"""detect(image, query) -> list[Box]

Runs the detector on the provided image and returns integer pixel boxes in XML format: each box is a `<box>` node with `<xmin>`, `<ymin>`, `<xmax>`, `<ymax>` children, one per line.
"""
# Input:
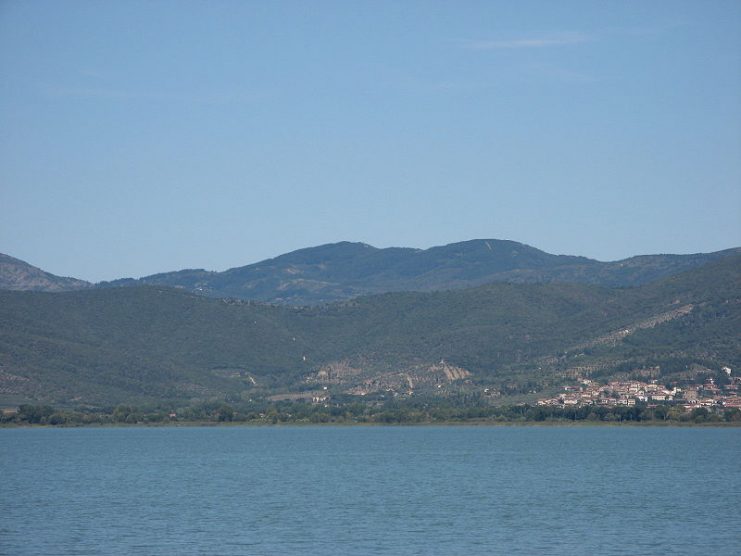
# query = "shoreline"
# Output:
<box><xmin>3</xmin><ymin>419</ymin><xmax>740</xmax><ymax>430</ymax></box>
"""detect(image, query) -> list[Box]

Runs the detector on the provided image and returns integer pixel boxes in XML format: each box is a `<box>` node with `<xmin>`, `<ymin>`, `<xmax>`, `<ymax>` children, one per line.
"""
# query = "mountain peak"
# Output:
<box><xmin>0</xmin><ymin>253</ymin><xmax>90</xmax><ymax>292</ymax></box>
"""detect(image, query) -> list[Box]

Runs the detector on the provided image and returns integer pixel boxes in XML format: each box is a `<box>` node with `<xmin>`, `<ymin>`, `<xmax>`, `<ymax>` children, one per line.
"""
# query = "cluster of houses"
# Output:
<box><xmin>537</xmin><ymin>367</ymin><xmax>741</xmax><ymax>411</ymax></box>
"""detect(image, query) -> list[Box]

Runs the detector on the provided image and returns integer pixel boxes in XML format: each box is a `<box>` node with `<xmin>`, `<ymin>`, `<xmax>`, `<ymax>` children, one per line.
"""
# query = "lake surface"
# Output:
<box><xmin>1</xmin><ymin>426</ymin><xmax>739</xmax><ymax>555</ymax></box>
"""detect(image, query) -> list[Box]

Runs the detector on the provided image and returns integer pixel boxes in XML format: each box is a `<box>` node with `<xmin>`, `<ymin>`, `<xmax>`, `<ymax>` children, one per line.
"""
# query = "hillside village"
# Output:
<box><xmin>538</xmin><ymin>367</ymin><xmax>741</xmax><ymax>411</ymax></box>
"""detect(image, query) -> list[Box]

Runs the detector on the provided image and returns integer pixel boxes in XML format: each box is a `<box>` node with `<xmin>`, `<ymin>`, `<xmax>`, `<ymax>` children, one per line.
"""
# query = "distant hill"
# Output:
<box><xmin>0</xmin><ymin>253</ymin><xmax>90</xmax><ymax>292</ymax></box>
<box><xmin>97</xmin><ymin>240</ymin><xmax>740</xmax><ymax>305</ymax></box>
<box><xmin>1</xmin><ymin>254</ymin><xmax>738</xmax><ymax>406</ymax></box>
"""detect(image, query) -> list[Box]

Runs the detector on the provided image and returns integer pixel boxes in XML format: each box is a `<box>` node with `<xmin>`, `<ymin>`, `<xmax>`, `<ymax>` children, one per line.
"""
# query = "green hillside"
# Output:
<box><xmin>0</xmin><ymin>254</ymin><xmax>738</xmax><ymax>407</ymax></box>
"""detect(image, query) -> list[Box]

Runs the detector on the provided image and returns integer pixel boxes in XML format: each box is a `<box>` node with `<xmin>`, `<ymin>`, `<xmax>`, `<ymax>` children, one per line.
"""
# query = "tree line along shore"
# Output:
<box><xmin>3</xmin><ymin>400</ymin><xmax>740</xmax><ymax>427</ymax></box>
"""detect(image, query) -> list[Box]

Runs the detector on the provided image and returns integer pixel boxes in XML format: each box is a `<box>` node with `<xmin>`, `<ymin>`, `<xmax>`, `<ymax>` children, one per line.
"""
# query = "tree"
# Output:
<box><xmin>691</xmin><ymin>407</ymin><xmax>709</xmax><ymax>423</ymax></box>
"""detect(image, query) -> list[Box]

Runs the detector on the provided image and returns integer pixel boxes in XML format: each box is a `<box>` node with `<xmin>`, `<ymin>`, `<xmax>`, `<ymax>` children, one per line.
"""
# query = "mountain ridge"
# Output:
<box><xmin>0</xmin><ymin>253</ymin><xmax>91</xmax><ymax>292</ymax></box>
<box><xmin>0</xmin><ymin>254</ymin><xmax>738</xmax><ymax>406</ymax></box>
<box><xmin>97</xmin><ymin>239</ymin><xmax>739</xmax><ymax>304</ymax></box>
<box><xmin>2</xmin><ymin>240</ymin><xmax>739</xmax><ymax>304</ymax></box>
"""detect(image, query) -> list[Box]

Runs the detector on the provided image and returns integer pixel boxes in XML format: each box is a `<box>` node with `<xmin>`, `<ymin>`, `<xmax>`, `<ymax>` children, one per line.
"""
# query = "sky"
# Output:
<box><xmin>1</xmin><ymin>1</ymin><xmax>740</xmax><ymax>282</ymax></box>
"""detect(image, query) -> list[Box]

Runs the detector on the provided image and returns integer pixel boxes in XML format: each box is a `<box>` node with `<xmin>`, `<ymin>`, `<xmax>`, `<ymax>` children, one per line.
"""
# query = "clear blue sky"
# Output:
<box><xmin>1</xmin><ymin>1</ymin><xmax>739</xmax><ymax>282</ymax></box>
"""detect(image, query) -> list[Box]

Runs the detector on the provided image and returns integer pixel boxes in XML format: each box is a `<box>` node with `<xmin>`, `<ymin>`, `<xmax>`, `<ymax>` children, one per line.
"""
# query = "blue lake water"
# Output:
<box><xmin>1</xmin><ymin>426</ymin><xmax>740</xmax><ymax>555</ymax></box>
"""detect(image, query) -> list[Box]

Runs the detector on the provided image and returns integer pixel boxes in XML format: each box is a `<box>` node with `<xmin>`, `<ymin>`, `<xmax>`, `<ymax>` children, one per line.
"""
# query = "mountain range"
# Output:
<box><xmin>3</xmin><ymin>240</ymin><xmax>738</xmax><ymax>305</ymax></box>
<box><xmin>0</xmin><ymin>250</ymin><xmax>738</xmax><ymax>407</ymax></box>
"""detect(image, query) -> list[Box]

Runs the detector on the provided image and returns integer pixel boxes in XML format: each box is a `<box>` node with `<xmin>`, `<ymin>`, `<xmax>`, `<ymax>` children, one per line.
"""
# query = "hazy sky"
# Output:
<box><xmin>1</xmin><ymin>1</ymin><xmax>740</xmax><ymax>282</ymax></box>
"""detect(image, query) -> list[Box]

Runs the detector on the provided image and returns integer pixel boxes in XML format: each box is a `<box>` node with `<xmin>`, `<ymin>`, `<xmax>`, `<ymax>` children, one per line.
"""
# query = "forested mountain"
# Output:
<box><xmin>97</xmin><ymin>240</ymin><xmax>740</xmax><ymax>305</ymax></box>
<box><xmin>3</xmin><ymin>241</ymin><xmax>737</xmax><ymax>305</ymax></box>
<box><xmin>1</xmin><ymin>254</ymin><xmax>738</xmax><ymax>407</ymax></box>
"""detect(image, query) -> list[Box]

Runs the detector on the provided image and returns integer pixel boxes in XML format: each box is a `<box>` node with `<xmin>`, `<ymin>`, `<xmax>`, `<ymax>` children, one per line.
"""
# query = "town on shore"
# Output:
<box><xmin>537</xmin><ymin>366</ymin><xmax>741</xmax><ymax>411</ymax></box>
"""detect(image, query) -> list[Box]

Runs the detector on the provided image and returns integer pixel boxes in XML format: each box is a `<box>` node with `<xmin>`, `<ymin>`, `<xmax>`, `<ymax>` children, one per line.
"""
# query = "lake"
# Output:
<box><xmin>1</xmin><ymin>426</ymin><xmax>739</xmax><ymax>555</ymax></box>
